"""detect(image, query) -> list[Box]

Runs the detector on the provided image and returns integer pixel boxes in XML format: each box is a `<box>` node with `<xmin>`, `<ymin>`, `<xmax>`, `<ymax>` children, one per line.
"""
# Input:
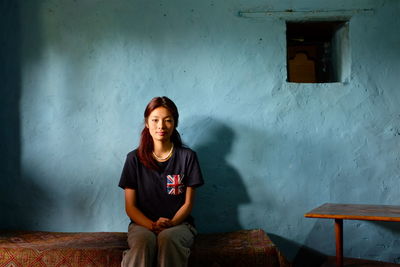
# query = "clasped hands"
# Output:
<box><xmin>151</xmin><ymin>217</ymin><xmax>174</xmax><ymax>234</ymax></box>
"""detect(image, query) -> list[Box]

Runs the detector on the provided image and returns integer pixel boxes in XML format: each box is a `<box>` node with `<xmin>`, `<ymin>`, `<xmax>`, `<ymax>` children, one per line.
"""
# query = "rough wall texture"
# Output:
<box><xmin>1</xmin><ymin>0</ymin><xmax>400</xmax><ymax>263</ymax></box>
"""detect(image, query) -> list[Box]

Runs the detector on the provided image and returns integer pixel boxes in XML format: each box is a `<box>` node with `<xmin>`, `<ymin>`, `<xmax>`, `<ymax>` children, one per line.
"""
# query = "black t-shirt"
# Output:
<box><xmin>118</xmin><ymin>146</ymin><xmax>204</xmax><ymax>225</ymax></box>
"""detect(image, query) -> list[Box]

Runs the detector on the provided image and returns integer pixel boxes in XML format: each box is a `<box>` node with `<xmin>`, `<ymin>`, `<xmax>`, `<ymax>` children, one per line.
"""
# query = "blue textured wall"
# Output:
<box><xmin>1</xmin><ymin>0</ymin><xmax>400</xmax><ymax>264</ymax></box>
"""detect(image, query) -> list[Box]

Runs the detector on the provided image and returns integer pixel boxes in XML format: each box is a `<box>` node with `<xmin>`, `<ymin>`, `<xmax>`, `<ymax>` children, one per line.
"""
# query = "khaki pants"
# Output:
<box><xmin>121</xmin><ymin>223</ymin><xmax>197</xmax><ymax>267</ymax></box>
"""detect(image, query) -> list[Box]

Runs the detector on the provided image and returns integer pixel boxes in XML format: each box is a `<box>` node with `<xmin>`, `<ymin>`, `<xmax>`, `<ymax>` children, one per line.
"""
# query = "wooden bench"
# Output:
<box><xmin>0</xmin><ymin>229</ymin><xmax>291</xmax><ymax>267</ymax></box>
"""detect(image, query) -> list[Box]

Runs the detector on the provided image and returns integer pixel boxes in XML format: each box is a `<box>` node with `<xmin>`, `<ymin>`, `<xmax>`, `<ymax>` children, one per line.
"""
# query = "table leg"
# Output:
<box><xmin>334</xmin><ymin>219</ymin><xmax>343</xmax><ymax>267</ymax></box>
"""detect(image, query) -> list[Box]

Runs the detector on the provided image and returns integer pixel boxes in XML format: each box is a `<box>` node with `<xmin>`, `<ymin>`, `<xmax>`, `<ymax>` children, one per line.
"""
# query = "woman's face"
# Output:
<box><xmin>146</xmin><ymin>106</ymin><xmax>175</xmax><ymax>143</ymax></box>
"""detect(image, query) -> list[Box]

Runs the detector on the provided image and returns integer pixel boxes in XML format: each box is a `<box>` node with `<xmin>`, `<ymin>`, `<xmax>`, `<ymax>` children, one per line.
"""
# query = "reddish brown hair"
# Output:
<box><xmin>137</xmin><ymin>96</ymin><xmax>182</xmax><ymax>170</ymax></box>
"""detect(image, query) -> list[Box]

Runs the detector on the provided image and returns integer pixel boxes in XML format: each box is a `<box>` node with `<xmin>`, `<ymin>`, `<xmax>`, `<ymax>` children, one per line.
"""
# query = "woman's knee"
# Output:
<box><xmin>158</xmin><ymin>228</ymin><xmax>180</xmax><ymax>248</ymax></box>
<box><xmin>157</xmin><ymin>225</ymin><xmax>194</xmax><ymax>249</ymax></box>
<box><xmin>128</xmin><ymin>226</ymin><xmax>157</xmax><ymax>250</ymax></box>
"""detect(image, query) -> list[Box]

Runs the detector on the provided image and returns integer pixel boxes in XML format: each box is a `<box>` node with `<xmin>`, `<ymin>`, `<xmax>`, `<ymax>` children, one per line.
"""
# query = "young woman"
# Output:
<box><xmin>118</xmin><ymin>96</ymin><xmax>204</xmax><ymax>267</ymax></box>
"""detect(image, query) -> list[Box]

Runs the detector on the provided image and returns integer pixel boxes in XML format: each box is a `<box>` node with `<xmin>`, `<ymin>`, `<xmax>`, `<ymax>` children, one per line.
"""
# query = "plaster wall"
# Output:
<box><xmin>1</xmin><ymin>0</ymin><xmax>400</xmax><ymax>263</ymax></box>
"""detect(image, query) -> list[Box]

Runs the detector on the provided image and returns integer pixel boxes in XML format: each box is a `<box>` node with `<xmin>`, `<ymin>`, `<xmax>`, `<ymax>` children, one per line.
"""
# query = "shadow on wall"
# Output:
<box><xmin>0</xmin><ymin>0</ymin><xmax>51</xmax><ymax>230</ymax></box>
<box><xmin>288</xmin><ymin>220</ymin><xmax>330</xmax><ymax>267</ymax></box>
<box><xmin>190</xmin><ymin>118</ymin><xmax>250</xmax><ymax>233</ymax></box>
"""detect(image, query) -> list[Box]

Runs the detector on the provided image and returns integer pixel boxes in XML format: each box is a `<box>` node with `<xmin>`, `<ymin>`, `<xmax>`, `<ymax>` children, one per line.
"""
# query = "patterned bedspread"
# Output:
<box><xmin>189</xmin><ymin>229</ymin><xmax>291</xmax><ymax>267</ymax></box>
<box><xmin>0</xmin><ymin>231</ymin><xmax>127</xmax><ymax>266</ymax></box>
<box><xmin>0</xmin><ymin>229</ymin><xmax>290</xmax><ymax>267</ymax></box>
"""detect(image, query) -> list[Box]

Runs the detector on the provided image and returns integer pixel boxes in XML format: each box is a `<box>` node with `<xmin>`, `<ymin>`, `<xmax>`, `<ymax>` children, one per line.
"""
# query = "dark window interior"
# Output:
<box><xmin>287</xmin><ymin>21</ymin><xmax>347</xmax><ymax>83</ymax></box>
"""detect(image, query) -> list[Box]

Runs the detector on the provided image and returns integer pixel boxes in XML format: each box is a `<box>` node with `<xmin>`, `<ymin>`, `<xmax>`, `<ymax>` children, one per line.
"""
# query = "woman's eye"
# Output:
<box><xmin>152</xmin><ymin>119</ymin><xmax>158</xmax><ymax>122</ymax></box>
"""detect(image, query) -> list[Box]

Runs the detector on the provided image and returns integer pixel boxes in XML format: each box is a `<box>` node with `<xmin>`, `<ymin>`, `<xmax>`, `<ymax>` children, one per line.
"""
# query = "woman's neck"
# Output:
<box><xmin>153</xmin><ymin>141</ymin><xmax>173</xmax><ymax>154</ymax></box>
<box><xmin>152</xmin><ymin>141</ymin><xmax>174</xmax><ymax>162</ymax></box>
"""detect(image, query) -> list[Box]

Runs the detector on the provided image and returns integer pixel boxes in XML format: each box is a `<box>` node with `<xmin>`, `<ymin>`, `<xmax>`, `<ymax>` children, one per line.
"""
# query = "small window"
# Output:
<box><xmin>286</xmin><ymin>21</ymin><xmax>349</xmax><ymax>83</ymax></box>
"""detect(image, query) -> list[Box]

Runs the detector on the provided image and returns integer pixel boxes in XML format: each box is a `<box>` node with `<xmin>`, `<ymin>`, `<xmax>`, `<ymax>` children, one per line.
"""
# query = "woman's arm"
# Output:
<box><xmin>124</xmin><ymin>188</ymin><xmax>154</xmax><ymax>230</ymax></box>
<box><xmin>170</xmin><ymin>186</ymin><xmax>196</xmax><ymax>226</ymax></box>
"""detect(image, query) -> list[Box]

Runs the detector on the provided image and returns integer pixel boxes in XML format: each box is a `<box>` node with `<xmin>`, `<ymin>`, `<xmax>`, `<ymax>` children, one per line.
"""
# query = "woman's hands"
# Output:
<box><xmin>151</xmin><ymin>217</ymin><xmax>174</xmax><ymax>234</ymax></box>
<box><xmin>157</xmin><ymin>217</ymin><xmax>173</xmax><ymax>228</ymax></box>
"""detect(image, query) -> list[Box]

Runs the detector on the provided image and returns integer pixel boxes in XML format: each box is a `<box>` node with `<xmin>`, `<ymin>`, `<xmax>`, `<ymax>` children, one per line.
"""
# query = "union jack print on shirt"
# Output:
<box><xmin>166</xmin><ymin>174</ymin><xmax>185</xmax><ymax>195</ymax></box>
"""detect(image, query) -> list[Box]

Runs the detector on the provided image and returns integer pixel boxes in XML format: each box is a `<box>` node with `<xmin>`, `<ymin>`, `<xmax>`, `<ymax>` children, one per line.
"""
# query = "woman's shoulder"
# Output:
<box><xmin>126</xmin><ymin>149</ymin><xmax>139</xmax><ymax>160</ymax></box>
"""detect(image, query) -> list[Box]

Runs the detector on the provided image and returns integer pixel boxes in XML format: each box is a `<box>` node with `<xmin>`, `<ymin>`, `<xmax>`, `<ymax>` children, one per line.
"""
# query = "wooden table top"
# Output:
<box><xmin>304</xmin><ymin>203</ymin><xmax>400</xmax><ymax>222</ymax></box>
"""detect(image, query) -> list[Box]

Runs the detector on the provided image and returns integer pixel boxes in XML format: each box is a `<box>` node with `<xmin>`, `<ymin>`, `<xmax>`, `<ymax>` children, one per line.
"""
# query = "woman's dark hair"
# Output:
<box><xmin>137</xmin><ymin>96</ymin><xmax>182</xmax><ymax>170</ymax></box>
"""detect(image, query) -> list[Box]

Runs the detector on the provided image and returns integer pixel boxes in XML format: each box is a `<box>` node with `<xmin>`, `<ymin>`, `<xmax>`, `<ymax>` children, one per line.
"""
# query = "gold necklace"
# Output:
<box><xmin>152</xmin><ymin>144</ymin><xmax>174</xmax><ymax>161</ymax></box>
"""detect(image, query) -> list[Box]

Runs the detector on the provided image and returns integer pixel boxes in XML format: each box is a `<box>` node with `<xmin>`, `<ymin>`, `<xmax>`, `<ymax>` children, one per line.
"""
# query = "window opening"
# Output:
<box><xmin>286</xmin><ymin>21</ymin><xmax>349</xmax><ymax>83</ymax></box>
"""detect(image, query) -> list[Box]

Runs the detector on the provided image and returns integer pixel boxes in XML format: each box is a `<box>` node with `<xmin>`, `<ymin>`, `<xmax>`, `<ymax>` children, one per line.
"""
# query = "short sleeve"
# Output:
<box><xmin>185</xmin><ymin>151</ymin><xmax>204</xmax><ymax>188</ymax></box>
<box><xmin>118</xmin><ymin>152</ymin><xmax>138</xmax><ymax>189</ymax></box>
